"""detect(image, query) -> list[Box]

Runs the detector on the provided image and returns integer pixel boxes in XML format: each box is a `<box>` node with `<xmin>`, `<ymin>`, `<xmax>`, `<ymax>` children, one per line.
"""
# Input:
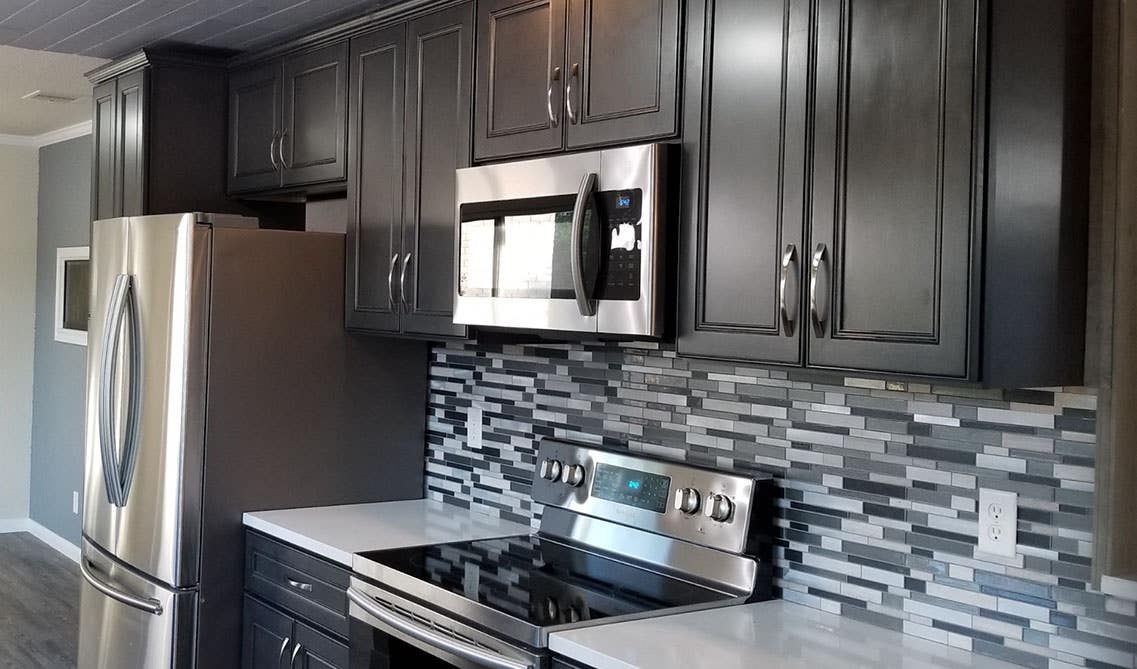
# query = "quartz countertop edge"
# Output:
<box><xmin>548</xmin><ymin>599</ymin><xmax>1023</xmax><ymax>669</ymax></box>
<box><xmin>242</xmin><ymin>499</ymin><xmax>532</xmax><ymax>566</ymax></box>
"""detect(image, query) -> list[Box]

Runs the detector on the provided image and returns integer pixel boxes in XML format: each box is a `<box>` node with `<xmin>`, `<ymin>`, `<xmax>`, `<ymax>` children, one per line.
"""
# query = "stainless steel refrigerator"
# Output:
<box><xmin>79</xmin><ymin>213</ymin><xmax>428</xmax><ymax>669</ymax></box>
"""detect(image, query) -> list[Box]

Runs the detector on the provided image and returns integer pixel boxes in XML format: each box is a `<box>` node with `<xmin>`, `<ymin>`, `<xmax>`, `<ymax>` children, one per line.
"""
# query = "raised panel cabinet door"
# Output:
<box><xmin>474</xmin><ymin>0</ymin><xmax>567</xmax><ymax>160</ymax></box>
<box><xmin>116</xmin><ymin>69</ymin><xmax>147</xmax><ymax>216</ymax></box>
<box><xmin>345</xmin><ymin>26</ymin><xmax>406</xmax><ymax>332</ymax></box>
<box><xmin>806</xmin><ymin>0</ymin><xmax>980</xmax><ymax>378</ymax></box>
<box><xmin>564</xmin><ymin>0</ymin><xmax>681</xmax><ymax>149</ymax></box>
<box><xmin>678</xmin><ymin>0</ymin><xmax>810</xmax><ymax>365</ymax></box>
<box><xmin>295</xmin><ymin>621</ymin><xmax>348</xmax><ymax>669</ymax></box>
<box><xmin>228</xmin><ymin>62</ymin><xmax>282</xmax><ymax>194</ymax></box>
<box><xmin>91</xmin><ymin>79</ymin><xmax>118</xmax><ymax>220</ymax></box>
<box><xmin>401</xmin><ymin>2</ymin><xmax>474</xmax><ymax>338</ymax></box>
<box><xmin>241</xmin><ymin>596</ymin><xmax>294</xmax><ymax>669</ymax></box>
<box><xmin>281</xmin><ymin>42</ymin><xmax>349</xmax><ymax>187</ymax></box>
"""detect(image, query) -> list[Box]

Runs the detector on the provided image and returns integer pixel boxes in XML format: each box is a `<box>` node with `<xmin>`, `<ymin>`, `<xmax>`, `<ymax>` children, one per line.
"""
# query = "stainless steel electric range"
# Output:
<box><xmin>347</xmin><ymin>440</ymin><xmax>775</xmax><ymax>669</ymax></box>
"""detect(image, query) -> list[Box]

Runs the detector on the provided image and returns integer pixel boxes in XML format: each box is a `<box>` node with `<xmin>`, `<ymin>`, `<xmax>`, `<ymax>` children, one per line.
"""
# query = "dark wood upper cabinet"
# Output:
<box><xmin>679</xmin><ymin>0</ymin><xmax>810</xmax><ymax>366</ymax></box>
<box><xmin>346</xmin><ymin>25</ymin><xmax>405</xmax><ymax>334</ymax></box>
<box><xmin>474</xmin><ymin>0</ymin><xmax>680</xmax><ymax>161</ymax></box>
<box><xmin>401</xmin><ymin>3</ymin><xmax>474</xmax><ymax>338</ymax></box>
<box><xmin>346</xmin><ymin>1</ymin><xmax>472</xmax><ymax>340</ymax></box>
<box><xmin>89</xmin><ymin>49</ymin><xmax>236</xmax><ymax>221</ymax></box>
<box><xmin>564</xmin><ymin>0</ymin><xmax>681</xmax><ymax>149</ymax></box>
<box><xmin>228</xmin><ymin>43</ymin><xmax>349</xmax><ymax>195</ymax></box>
<box><xmin>805</xmin><ymin>0</ymin><xmax>979</xmax><ymax>378</ymax></box>
<box><xmin>280</xmin><ymin>43</ymin><xmax>349</xmax><ymax>187</ymax></box>
<box><xmin>474</xmin><ymin>0</ymin><xmax>566</xmax><ymax>160</ymax></box>
<box><xmin>228</xmin><ymin>63</ymin><xmax>281</xmax><ymax>194</ymax></box>
<box><xmin>679</xmin><ymin>0</ymin><xmax>1090</xmax><ymax>386</ymax></box>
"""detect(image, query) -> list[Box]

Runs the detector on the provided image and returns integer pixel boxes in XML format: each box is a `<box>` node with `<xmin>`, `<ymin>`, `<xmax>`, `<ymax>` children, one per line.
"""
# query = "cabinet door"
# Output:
<box><xmin>116</xmin><ymin>69</ymin><xmax>147</xmax><ymax>216</ymax></box>
<box><xmin>564</xmin><ymin>0</ymin><xmax>680</xmax><ymax>149</ymax></box>
<box><xmin>474</xmin><ymin>0</ymin><xmax>567</xmax><ymax>160</ymax></box>
<box><xmin>91</xmin><ymin>79</ymin><xmax>118</xmax><ymax>221</ymax></box>
<box><xmin>678</xmin><ymin>0</ymin><xmax>810</xmax><ymax>364</ymax></box>
<box><xmin>401</xmin><ymin>2</ymin><xmax>474</xmax><ymax>338</ymax></box>
<box><xmin>346</xmin><ymin>26</ymin><xmax>406</xmax><ymax>332</ymax></box>
<box><xmin>295</xmin><ymin>621</ymin><xmax>348</xmax><ymax>669</ymax></box>
<box><xmin>242</xmin><ymin>596</ymin><xmax>293</xmax><ymax>669</ymax></box>
<box><xmin>281</xmin><ymin>42</ymin><xmax>349</xmax><ymax>187</ymax></box>
<box><xmin>228</xmin><ymin>63</ymin><xmax>282</xmax><ymax>194</ymax></box>
<box><xmin>807</xmin><ymin>0</ymin><xmax>979</xmax><ymax>377</ymax></box>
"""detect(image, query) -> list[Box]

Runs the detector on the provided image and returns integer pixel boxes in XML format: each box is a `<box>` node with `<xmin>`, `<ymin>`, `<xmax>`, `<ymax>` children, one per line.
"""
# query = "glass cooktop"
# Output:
<box><xmin>355</xmin><ymin>534</ymin><xmax>734</xmax><ymax>628</ymax></box>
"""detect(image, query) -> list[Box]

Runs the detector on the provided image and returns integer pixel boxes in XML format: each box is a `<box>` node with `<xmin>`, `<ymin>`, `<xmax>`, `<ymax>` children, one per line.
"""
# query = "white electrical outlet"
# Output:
<box><xmin>978</xmin><ymin>488</ymin><xmax>1017</xmax><ymax>557</ymax></box>
<box><xmin>72</xmin><ymin>491</ymin><xmax>80</xmax><ymax>515</ymax></box>
<box><xmin>467</xmin><ymin>406</ymin><xmax>483</xmax><ymax>450</ymax></box>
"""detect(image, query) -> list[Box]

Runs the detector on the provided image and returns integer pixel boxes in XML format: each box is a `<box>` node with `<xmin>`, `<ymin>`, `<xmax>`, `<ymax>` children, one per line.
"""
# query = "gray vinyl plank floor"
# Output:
<box><xmin>0</xmin><ymin>532</ymin><xmax>79</xmax><ymax>669</ymax></box>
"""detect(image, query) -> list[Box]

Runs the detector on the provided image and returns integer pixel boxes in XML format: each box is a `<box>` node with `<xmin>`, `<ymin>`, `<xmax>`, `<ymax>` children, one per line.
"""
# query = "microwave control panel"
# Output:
<box><xmin>596</xmin><ymin>188</ymin><xmax>644</xmax><ymax>301</ymax></box>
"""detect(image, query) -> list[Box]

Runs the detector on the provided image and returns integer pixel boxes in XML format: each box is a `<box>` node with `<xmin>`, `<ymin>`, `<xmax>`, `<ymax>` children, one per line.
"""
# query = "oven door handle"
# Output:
<box><xmin>570</xmin><ymin>172</ymin><xmax>598</xmax><ymax>318</ymax></box>
<box><xmin>347</xmin><ymin>588</ymin><xmax>533</xmax><ymax>669</ymax></box>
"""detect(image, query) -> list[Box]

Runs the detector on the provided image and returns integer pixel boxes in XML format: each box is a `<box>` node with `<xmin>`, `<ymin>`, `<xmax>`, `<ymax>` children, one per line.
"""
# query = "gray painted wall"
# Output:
<box><xmin>29</xmin><ymin>135</ymin><xmax>91</xmax><ymax>544</ymax></box>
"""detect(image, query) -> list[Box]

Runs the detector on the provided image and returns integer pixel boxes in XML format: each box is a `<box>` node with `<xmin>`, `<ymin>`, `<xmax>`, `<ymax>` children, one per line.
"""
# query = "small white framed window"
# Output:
<box><xmin>54</xmin><ymin>246</ymin><xmax>90</xmax><ymax>346</ymax></box>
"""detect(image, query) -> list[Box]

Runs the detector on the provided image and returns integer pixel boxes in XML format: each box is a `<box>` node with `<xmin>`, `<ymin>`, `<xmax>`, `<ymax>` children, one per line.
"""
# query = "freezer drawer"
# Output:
<box><xmin>78</xmin><ymin>538</ymin><xmax>197</xmax><ymax>669</ymax></box>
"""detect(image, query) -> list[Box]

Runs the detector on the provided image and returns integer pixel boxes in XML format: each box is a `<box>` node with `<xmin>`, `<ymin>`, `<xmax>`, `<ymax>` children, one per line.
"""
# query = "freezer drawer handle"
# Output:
<box><xmin>80</xmin><ymin>558</ymin><xmax>163</xmax><ymax>616</ymax></box>
<box><xmin>347</xmin><ymin>588</ymin><xmax>532</xmax><ymax>669</ymax></box>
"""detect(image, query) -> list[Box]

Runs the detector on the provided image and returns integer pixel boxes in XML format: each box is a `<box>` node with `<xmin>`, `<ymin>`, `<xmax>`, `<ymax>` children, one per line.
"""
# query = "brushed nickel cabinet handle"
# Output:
<box><xmin>286</xmin><ymin>577</ymin><xmax>312</xmax><ymax>593</ymax></box>
<box><xmin>546</xmin><ymin>66</ymin><xmax>562</xmax><ymax>128</ymax></box>
<box><xmin>809</xmin><ymin>243</ymin><xmax>828</xmax><ymax>336</ymax></box>
<box><xmin>400</xmin><ymin>252</ymin><xmax>413</xmax><ymax>313</ymax></box>
<box><xmin>387</xmin><ymin>253</ymin><xmax>400</xmax><ymax>311</ymax></box>
<box><xmin>289</xmin><ymin>642</ymin><xmax>302</xmax><ymax>669</ymax></box>
<box><xmin>565</xmin><ymin>63</ymin><xmax>580</xmax><ymax>124</ymax></box>
<box><xmin>269</xmin><ymin>133</ymin><xmax>279</xmax><ymax>171</ymax></box>
<box><xmin>779</xmin><ymin>244</ymin><xmax>798</xmax><ymax>336</ymax></box>
<box><xmin>278</xmin><ymin>130</ymin><xmax>291</xmax><ymax>169</ymax></box>
<box><xmin>277</xmin><ymin>637</ymin><xmax>289</xmax><ymax>669</ymax></box>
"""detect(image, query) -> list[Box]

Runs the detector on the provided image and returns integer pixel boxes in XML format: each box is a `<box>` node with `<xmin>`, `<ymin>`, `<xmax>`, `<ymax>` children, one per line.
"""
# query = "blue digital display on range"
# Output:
<box><xmin>616</xmin><ymin>193</ymin><xmax>632</xmax><ymax>208</ymax></box>
<box><xmin>592</xmin><ymin>463</ymin><xmax>671</xmax><ymax>513</ymax></box>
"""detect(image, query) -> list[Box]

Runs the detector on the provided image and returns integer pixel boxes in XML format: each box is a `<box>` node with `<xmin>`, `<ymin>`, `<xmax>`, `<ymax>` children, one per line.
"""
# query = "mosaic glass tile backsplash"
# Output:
<box><xmin>424</xmin><ymin>340</ymin><xmax>1137</xmax><ymax>669</ymax></box>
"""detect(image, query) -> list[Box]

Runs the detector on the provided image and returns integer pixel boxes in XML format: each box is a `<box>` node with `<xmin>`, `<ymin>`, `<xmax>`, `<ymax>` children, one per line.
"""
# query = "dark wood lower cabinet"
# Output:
<box><xmin>243</xmin><ymin>597</ymin><xmax>293</xmax><ymax>669</ymax></box>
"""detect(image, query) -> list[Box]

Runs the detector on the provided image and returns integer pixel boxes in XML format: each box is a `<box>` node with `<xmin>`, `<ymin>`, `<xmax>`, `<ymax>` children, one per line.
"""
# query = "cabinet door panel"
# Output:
<box><xmin>474</xmin><ymin>0</ymin><xmax>566</xmax><ymax>160</ymax></box>
<box><xmin>242</xmin><ymin>596</ymin><xmax>293</xmax><ymax>669</ymax></box>
<box><xmin>281</xmin><ymin>43</ymin><xmax>349</xmax><ymax>186</ymax></box>
<box><xmin>92</xmin><ymin>80</ymin><xmax>118</xmax><ymax>221</ymax></box>
<box><xmin>346</xmin><ymin>26</ymin><xmax>405</xmax><ymax>332</ymax></box>
<box><xmin>229</xmin><ymin>63</ymin><xmax>282</xmax><ymax>193</ymax></box>
<box><xmin>116</xmin><ymin>69</ymin><xmax>147</xmax><ymax>216</ymax></box>
<box><xmin>564</xmin><ymin>0</ymin><xmax>680</xmax><ymax>148</ymax></box>
<box><xmin>296</xmin><ymin>621</ymin><xmax>348</xmax><ymax>669</ymax></box>
<box><xmin>807</xmin><ymin>0</ymin><xmax>978</xmax><ymax>377</ymax></box>
<box><xmin>679</xmin><ymin>0</ymin><xmax>809</xmax><ymax>364</ymax></box>
<box><xmin>401</xmin><ymin>2</ymin><xmax>474</xmax><ymax>338</ymax></box>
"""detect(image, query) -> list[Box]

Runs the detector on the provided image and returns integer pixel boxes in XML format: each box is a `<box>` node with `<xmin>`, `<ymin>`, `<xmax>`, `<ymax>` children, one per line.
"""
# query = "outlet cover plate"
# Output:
<box><xmin>467</xmin><ymin>406</ymin><xmax>483</xmax><ymax>450</ymax></box>
<box><xmin>978</xmin><ymin>488</ymin><xmax>1018</xmax><ymax>558</ymax></box>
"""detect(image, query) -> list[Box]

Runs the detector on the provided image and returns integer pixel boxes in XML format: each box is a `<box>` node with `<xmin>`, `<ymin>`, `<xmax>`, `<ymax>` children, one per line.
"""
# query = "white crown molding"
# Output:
<box><xmin>0</xmin><ymin>120</ymin><xmax>92</xmax><ymax>148</ymax></box>
<box><xmin>0</xmin><ymin>517</ymin><xmax>81</xmax><ymax>563</ymax></box>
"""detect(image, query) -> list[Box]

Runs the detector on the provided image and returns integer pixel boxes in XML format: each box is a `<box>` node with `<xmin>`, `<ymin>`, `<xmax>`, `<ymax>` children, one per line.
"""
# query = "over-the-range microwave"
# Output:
<box><xmin>453</xmin><ymin>143</ymin><xmax>672</xmax><ymax>338</ymax></box>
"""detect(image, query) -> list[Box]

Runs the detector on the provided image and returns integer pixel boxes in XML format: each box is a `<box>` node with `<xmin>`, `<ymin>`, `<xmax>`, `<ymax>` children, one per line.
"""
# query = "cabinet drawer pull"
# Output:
<box><xmin>565</xmin><ymin>63</ymin><xmax>580</xmax><ymax>124</ymax></box>
<box><xmin>809</xmin><ymin>243</ymin><xmax>828</xmax><ymax>336</ymax></box>
<box><xmin>269</xmin><ymin>133</ymin><xmax>280</xmax><ymax>171</ymax></box>
<box><xmin>286</xmin><ymin>577</ymin><xmax>313</xmax><ymax>593</ymax></box>
<box><xmin>779</xmin><ymin>244</ymin><xmax>798</xmax><ymax>336</ymax></box>
<box><xmin>400</xmin><ymin>253</ymin><xmax>413</xmax><ymax>313</ymax></box>
<box><xmin>547</xmin><ymin>66</ymin><xmax>561</xmax><ymax>128</ymax></box>
<box><xmin>387</xmin><ymin>253</ymin><xmax>400</xmax><ymax>311</ymax></box>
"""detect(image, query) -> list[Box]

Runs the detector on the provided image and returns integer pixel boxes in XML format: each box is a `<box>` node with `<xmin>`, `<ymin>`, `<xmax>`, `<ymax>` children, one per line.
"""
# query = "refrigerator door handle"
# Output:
<box><xmin>80</xmin><ymin>556</ymin><xmax>163</xmax><ymax>616</ymax></box>
<box><xmin>98</xmin><ymin>274</ymin><xmax>144</xmax><ymax>508</ymax></box>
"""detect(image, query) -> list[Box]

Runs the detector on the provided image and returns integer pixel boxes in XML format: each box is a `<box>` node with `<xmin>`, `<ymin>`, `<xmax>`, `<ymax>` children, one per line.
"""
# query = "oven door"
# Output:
<box><xmin>347</xmin><ymin>580</ymin><xmax>546</xmax><ymax>669</ymax></box>
<box><xmin>454</xmin><ymin>144</ymin><xmax>667</xmax><ymax>337</ymax></box>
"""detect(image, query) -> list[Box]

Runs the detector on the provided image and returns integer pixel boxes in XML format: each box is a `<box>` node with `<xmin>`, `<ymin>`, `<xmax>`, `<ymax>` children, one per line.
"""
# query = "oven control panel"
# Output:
<box><xmin>532</xmin><ymin>440</ymin><xmax>769</xmax><ymax>554</ymax></box>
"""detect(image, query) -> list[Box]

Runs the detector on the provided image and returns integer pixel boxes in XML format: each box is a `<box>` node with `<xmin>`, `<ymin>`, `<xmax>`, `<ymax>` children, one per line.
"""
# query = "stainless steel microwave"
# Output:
<box><xmin>453</xmin><ymin>143</ymin><xmax>671</xmax><ymax>337</ymax></box>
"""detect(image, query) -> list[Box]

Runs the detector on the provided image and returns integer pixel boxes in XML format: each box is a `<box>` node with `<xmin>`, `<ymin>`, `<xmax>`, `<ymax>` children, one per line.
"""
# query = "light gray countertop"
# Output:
<box><xmin>549</xmin><ymin>599</ymin><xmax>1021</xmax><ymax>669</ymax></box>
<box><xmin>242</xmin><ymin>499</ymin><xmax>531</xmax><ymax>565</ymax></box>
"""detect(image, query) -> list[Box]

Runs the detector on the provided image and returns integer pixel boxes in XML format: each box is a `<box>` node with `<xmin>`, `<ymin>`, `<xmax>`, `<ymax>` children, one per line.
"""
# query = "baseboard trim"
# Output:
<box><xmin>0</xmin><ymin>517</ymin><xmax>81</xmax><ymax>563</ymax></box>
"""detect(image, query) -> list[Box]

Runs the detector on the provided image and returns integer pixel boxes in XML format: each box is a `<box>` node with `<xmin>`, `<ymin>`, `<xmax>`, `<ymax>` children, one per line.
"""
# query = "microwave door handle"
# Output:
<box><xmin>570</xmin><ymin>172</ymin><xmax>598</xmax><ymax>317</ymax></box>
<box><xmin>347</xmin><ymin>588</ymin><xmax>532</xmax><ymax>669</ymax></box>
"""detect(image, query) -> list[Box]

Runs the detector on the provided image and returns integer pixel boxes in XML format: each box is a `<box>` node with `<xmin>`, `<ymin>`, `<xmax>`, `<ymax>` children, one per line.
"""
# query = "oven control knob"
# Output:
<box><xmin>673</xmin><ymin>488</ymin><xmax>701</xmax><ymax>515</ymax></box>
<box><xmin>540</xmin><ymin>459</ymin><xmax>563</xmax><ymax>481</ymax></box>
<box><xmin>704</xmin><ymin>493</ymin><xmax>734</xmax><ymax>522</ymax></box>
<box><xmin>561</xmin><ymin>464</ymin><xmax>586</xmax><ymax>487</ymax></box>
<box><xmin>544</xmin><ymin>597</ymin><xmax>560</xmax><ymax>621</ymax></box>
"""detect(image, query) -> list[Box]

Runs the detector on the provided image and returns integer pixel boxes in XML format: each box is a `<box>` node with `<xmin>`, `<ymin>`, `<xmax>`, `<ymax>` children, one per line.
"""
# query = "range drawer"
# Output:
<box><xmin>245</xmin><ymin>530</ymin><xmax>351</xmax><ymax>638</ymax></box>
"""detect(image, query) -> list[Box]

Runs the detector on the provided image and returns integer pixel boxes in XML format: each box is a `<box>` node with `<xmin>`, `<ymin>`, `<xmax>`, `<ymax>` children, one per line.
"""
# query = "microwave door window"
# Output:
<box><xmin>459</xmin><ymin>209</ymin><xmax>579</xmax><ymax>299</ymax></box>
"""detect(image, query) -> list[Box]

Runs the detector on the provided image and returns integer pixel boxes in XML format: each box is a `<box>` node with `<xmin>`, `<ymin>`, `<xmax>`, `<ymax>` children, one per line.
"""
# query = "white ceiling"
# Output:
<box><xmin>0</xmin><ymin>45</ymin><xmax>107</xmax><ymax>137</ymax></box>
